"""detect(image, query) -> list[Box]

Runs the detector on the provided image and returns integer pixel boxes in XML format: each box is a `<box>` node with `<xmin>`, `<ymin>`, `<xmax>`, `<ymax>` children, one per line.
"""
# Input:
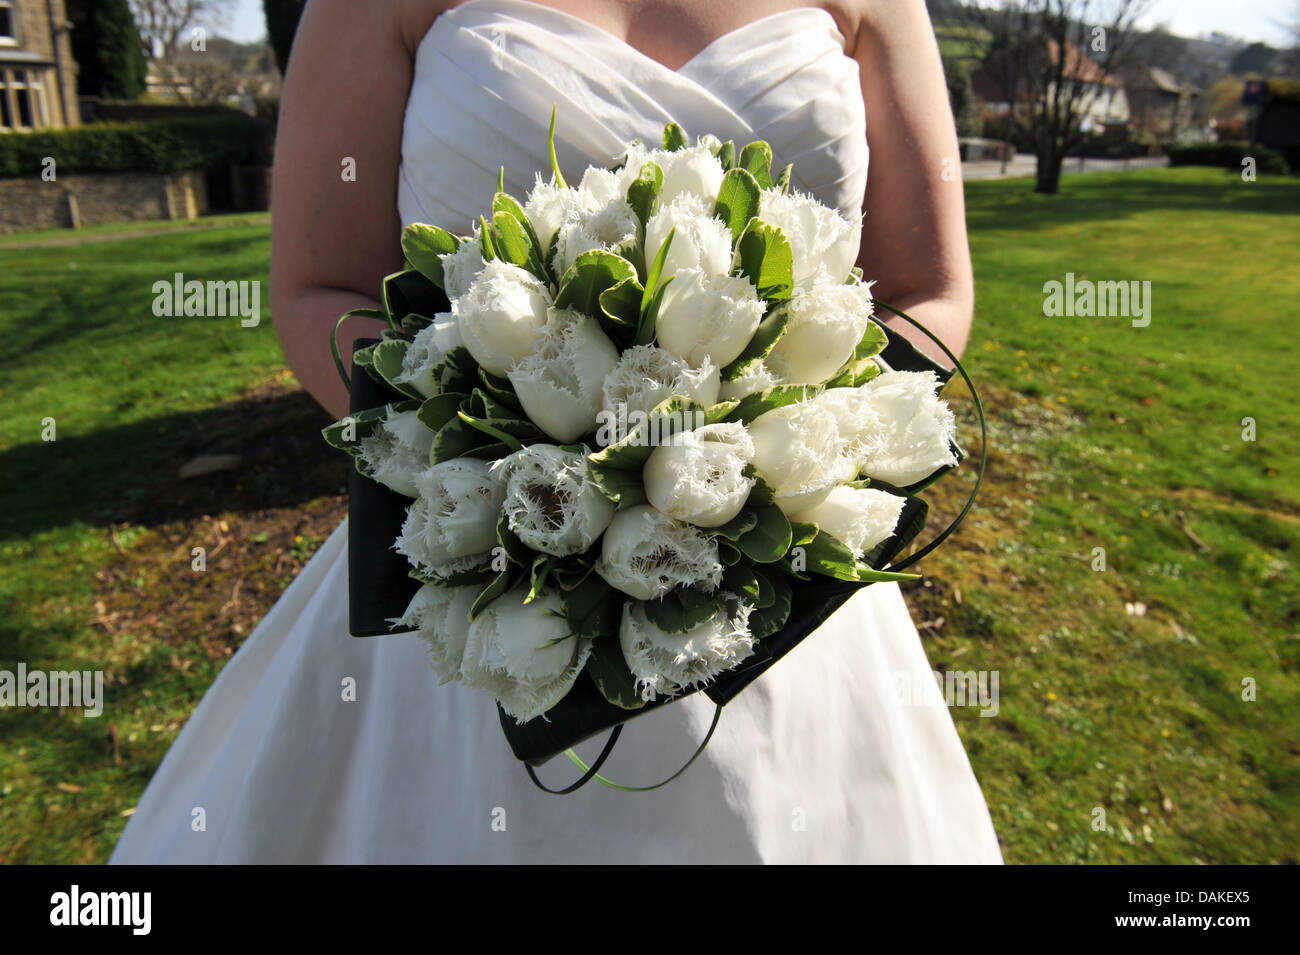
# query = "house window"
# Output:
<box><xmin>0</xmin><ymin>69</ymin><xmax>46</xmax><ymax>131</ymax></box>
<box><xmin>0</xmin><ymin>1</ymin><xmax>18</xmax><ymax>46</ymax></box>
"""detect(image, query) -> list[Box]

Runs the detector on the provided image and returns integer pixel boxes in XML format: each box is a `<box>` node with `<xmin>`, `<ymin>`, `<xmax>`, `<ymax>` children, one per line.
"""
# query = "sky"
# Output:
<box><xmin>222</xmin><ymin>0</ymin><xmax>1297</xmax><ymax>47</ymax></box>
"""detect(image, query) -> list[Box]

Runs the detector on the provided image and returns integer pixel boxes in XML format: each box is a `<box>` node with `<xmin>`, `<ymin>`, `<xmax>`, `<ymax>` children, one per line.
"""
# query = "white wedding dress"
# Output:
<box><xmin>111</xmin><ymin>0</ymin><xmax>1002</xmax><ymax>864</ymax></box>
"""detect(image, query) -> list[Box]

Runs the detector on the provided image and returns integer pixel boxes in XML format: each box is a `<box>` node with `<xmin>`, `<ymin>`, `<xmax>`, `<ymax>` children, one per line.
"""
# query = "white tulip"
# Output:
<box><xmin>460</xmin><ymin>587</ymin><xmax>591</xmax><ymax>723</ymax></box>
<box><xmin>747</xmin><ymin>400</ymin><xmax>854</xmax><ymax>515</ymax></box>
<box><xmin>493</xmin><ymin>444</ymin><xmax>615</xmax><ymax>556</ymax></box>
<box><xmin>788</xmin><ymin>486</ymin><xmax>906</xmax><ymax>557</ymax></box>
<box><xmin>396</xmin><ymin>459</ymin><xmax>504</xmax><ymax>579</ymax></box>
<box><xmin>653</xmin><ymin>144</ymin><xmax>726</xmax><ymax>204</ymax></box>
<box><xmin>811</xmin><ymin>384</ymin><xmax>886</xmax><ymax>480</ymax></box>
<box><xmin>758</xmin><ymin>189</ymin><xmax>862</xmax><ymax>288</ymax></box>
<box><xmin>595</xmin><ymin>504</ymin><xmax>723</xmax><ymax>600</ymax></box>
<box><xmin>655</xmin><ymin>267</ymin><xmax>765</xmax><ymax>368</ymax></box>
<box><xmin>619</xmin><ymin>597</ymin><xmax>756</xmax><ymax>698</ymax></box>
<box><xmin>392</xmin><ymin>314</ymin><xmax>464</xmax><ymax>398</ymax></box>
<box><xmin>454</xmin><ymin>259</ymin><xmax>552</xmax><ymax>376</ymax></box>
<box><xmin>522</xmin><ymin>175</ymin><xmax>592</xmax><ymax>251</ymax></box>
<box><xmin>439</xmin><ymin>236</ymin><xmax>485</xmax><ymax>301</ymax></box>
<box><xmin>765</xmin><ymin>278</ymin><xmax>876</xmax><ymax>385</ymax></box>
<box><xmin>355</xmin><ymin>406</ymin><xmax>435</xmax><ymax>498</ymax></box>
<box><xmin>600</xmin><ymin>345</ymin><xmax>720</xmax><ymax>426</ymax></box>
<box><xmin>856</xmin><ymin>371</ymin><xmax>958</xmax><ymax>486</ymax></box>
<box><xmin>552</xmin><ymin>197</ymin><xmax>638</xmax><ymax>277</ymax></box>
<box><xmin>508</xmin><ymin>308</ymin><xmax>620</xmax><ymax>442</ymax></box>
<box><xmin>645</xmin><ymin>193</ymin><xmax>732</xmax><ymax>279</ymax></box>
<box><xmin>392</xmin><ymin>583</ymin><xmax>477</xmax><ymax>684</ymax></box>
<box><xmin>643</xmin><ymin>423</ymin><xmax>755</xmax><ymax>527</ymax></box>
<box><xmin>718</xmin><ymin>359</ymin><xmax>779</xmax><ymax>402</ymax></box>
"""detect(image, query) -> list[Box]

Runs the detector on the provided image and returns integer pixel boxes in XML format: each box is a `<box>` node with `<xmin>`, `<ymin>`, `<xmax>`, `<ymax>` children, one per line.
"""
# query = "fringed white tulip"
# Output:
<box><xmin>355</xmin><ymin>407</ymin><xmax>436</xmax><ymax>498</ymax></box>
<box><xmin>508</xmin><ymin>308</ymin><xmax>620</xmax><ymax>442</ymax></box>
<box><xmin>396</xmin><ymin>459</ymin><xmax>504</xmax><ymax>580</ymax></box>
<box><xmin>747</xmin><ymin>400</ymin><xmax>854</xmax><ymax>515</ymax></box>
<box><xmin>788</xmin><ymin>486</ymin><xmax>905</xmax><ymax>557</ymax></box>
<box><xmin>392</xmin><ymin>314</ymin><xmax>464</xmax><ymax>398</ymax></box>
<box><xmin>494</xmin><ymin>444</ymin><xmax>615</xmax><ymax>556</ymax></box>
<box><xmin>655</xmin><ymin>267</ymin><xmax>765</xmax><ymax>368</ymax></box>
<box><xmin>653</xmin><ymin>144</ymin><xmax>726</xmax><ymax>204</ymax></box>
<box><xmin>643</xmin><ymin>423</ymin><xmax>756</xmax><ymax>527</ymax></box>
<box><xmin>460</xmin><ymin>587</ymin><xmax>591</xmax><ymax>723</ymax></box>
<box><xmin>596</xmin><ymin>504</ymin><xmax>724</xmax><ymax>600</ymax></box>
<box><xmin>454</xmin><ymin>259</ymin><xmax>552</xmax><ymax>377</ymax></box>
<box><xmin>600</xmin><ymin>345</ymin><xmax>720</xmax><ymax>427</ymax></box>
<box><xmin>522</xmin><ymin>175</ymin><xmax>593</xmax><ymax>251</ymax></box>
<box><xmin>439</xmin><ymin>236</ymin><xmax>485</xmax><ymax>301</ymax></box>
<box><xmin>765</xmin><ymin>279</ymin><xmax>875</xmax><ymax>385</ymax></box>
<box><xmin>392</xmin><ymin>583</ymin><xmax>477</xmax><ymax>684</ymax></box>
<box><xmin>718</xmin><ymin>359</ymin><xmax>779</xmax><ymax>401</ymax></box>
<box><xmin>553</xmin><ymin>198</ymin><xmax>639</xmax><ymax>277</ymax></box>
<box><xmin>645</xmin><ymin>193</ymin><xmax>732</xmax><ymax>279</ymax></box>
<box><xmin>619</xmin><ymin>597</ymin><xmax>757</xmax><ymax>698</ymax></box>
<box><xmin>758</xmin><ymin>189</ymin><xmax>862</xmax><ymax>288</ymax></box>
<box><xmin>856</xmin><ymin>371</ymin><xmax>958</xmax><ymax>486</ymax></box>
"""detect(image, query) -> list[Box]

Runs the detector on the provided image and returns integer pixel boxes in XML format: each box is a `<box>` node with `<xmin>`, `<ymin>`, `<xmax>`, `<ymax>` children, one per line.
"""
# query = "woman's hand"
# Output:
<box><xmin>848</xmin><ymin>0</ymin><xmax>975</xmax><ymax>364</ymax></box>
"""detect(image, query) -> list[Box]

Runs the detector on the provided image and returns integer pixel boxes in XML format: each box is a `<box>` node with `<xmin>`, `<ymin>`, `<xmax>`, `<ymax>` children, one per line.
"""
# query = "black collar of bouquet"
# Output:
<box><xmin>338</xmin><ymin>302</ymin><xmax>987</xmax><ymax>794</ymax></box>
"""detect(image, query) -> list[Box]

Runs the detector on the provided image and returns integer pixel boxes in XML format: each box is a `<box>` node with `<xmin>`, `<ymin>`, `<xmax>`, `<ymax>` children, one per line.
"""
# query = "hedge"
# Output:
<box><xmin>0</xmin><ymin>113</ymin><xmax>272</xmax><ymax>178</ymax></box>
<box><xmin>1167</xmin><ymin>141</ymin><xmax>1289</xmax><ymax>175</ymax></box>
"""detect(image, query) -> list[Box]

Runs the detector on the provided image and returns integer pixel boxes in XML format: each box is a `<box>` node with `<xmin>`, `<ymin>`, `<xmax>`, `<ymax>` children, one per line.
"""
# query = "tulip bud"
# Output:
<box><xmin>643</xmin><ymin>423</ymin><xmax>755</xmax><ymax>527</ymax></box>
<box><xmin>619</xmin><ymin>596</ymin><xmax>756</xmax><ymax>698</ymax></box>
<box><xmin>854</xmin><ymin>371</ymin><xmax>958</xmax><ymax>486</ymax></box>
<box><xmin>765</xmin><ymin>278</ymin><xmax>875</xmax><ymax>385</ymax></box>
<box><xmin>787</xmin><ymin>486</ymin><xmax>905</xmax><ymax>557</ymax></box>
<box><xmin>494</xmin><ymin>444</ymin><xmax>615</xmax><ymax>556</ymax></box>
<box><xmin>600</xmin><ymin>345</ymin><xmax>720</xmax><ymax>426</ymax></box>
<box><xmin>747</xmin><ymin>400</ymin><xmax>853</xmax><ymax>515</ymax></box>
<box><xmin>393</xmin><ymin>583</ymin><xmax>478</xmax><ymax>684</ymax></box>
<box><xmin>393</xmin><ymin>314</ymin><xmax>463</xmax><ymax>398</ymax></box>
<box><xmin>655</xmin><ymin>267</ymin><xmax>765</xmax><ymax>368</ymax></box>
<box><xmin>508</xmin><ymin>308</ymin><xmax>620</xmax><ymax>443</ymax></box>
<box><xmin>396</xmin><ymin>459</ymin><xmax>504</xmax><ymax>580</ymax></box>
<box><xmin>455</xmin><ymin>259</ymin><xmax>552</xmax><ymax>376</ymax></box>
<box><xmin>645</xmin><ymin>193</ymin><xmax>732</xmax><ymax>278</ymax></box>
<box><xmin>596</xmin><ymin>504</ymin><xmax>723</xmax><ymax>600</ymax></box>
<box><xmin>355</xmin><ymin>407</ymin><xmax>435</xmax><ymax>498</ymax></box>
<box><xmin>758</xmin><ymin>188</ymin><xmax>862</xmax><ymax>288</ymax></box>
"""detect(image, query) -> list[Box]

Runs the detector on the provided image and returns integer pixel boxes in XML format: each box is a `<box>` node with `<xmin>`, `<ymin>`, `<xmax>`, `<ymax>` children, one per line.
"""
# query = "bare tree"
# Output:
<box><xmin>128</xmin><ymin>0</ymin><xmax>229</xmax><ymax>61</ymax></box>
<box><xmin>959</xmin><ymin>0</ymin><xmax>1152</xmax><ymax>193</ymax></box>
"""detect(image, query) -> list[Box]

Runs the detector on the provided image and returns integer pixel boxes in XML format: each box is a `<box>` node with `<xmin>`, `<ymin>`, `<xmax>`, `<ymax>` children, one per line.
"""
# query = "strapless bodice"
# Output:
<box><xmin>397</xmin><ymin>0</ymin><xmax>868</xmax><ymax>232</ymax></box>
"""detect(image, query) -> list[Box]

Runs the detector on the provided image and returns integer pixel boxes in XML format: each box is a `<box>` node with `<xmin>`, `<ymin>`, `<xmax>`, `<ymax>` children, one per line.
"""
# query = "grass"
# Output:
<box><xmin>0</xmin><ymin>166</ymin><xmax>1296</xmax><ymax>863</ymax></box>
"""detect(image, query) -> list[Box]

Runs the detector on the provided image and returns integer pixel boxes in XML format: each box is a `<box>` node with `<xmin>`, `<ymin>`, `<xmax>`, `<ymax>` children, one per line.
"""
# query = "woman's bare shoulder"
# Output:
<box><xmin>397</xmin><ymin>0</ymin><xmax>465</xmax><ymax>53</ymax></box>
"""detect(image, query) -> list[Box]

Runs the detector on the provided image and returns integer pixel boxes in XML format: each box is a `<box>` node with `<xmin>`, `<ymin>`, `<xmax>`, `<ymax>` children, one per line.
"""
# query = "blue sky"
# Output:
<box><xmin>224</xmin><ymin>0</ymin><xmax>1296</xmax><ymax>47</ymax></box>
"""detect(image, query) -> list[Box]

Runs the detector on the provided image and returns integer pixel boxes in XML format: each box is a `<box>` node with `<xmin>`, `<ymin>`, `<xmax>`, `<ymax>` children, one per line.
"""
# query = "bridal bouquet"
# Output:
<box><xmin>325</xmin><ymin>113</ymin><xmax>979</xmax><ymax>784</ymax></box>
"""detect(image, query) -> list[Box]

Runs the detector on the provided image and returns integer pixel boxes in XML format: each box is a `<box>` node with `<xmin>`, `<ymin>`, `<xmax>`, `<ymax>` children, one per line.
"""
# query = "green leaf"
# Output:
<box><xmin>456</xmin><ymin>411</ymin><xmax>530</xmax><ymax>452</ymax></box>
<box><xmin>737</xmin><ymin>504</ymin><xmax>792</xmax><ymax>564</ymax></box>
<box><xmin>476</xmin><ymin>368</ymin><xmax>522</xmax><ymax>412</ymax></box>
<box><xmin>416</xmin><ymin>393</ymin><xmax>463</xmax><ymax>432</ymax></box>
<box><xmin>722</xmin><ymin>563</ymin><xmax>761</xmax><ymax>604</ymax></box>
<box><xmin>561</xmin><ymin>574</ymin><xmax>624</xmax><ymax>638</ymax></box>
<box><xmin>367</xmin><ymin>338</ymin><xmax>424</xmax><ymax>399</ymax></box>
<box><xmin>490</xmin><ymin>210</ymin><xmax>546</xmax><ymax>280</ymax></box>
<box><xmin>662</xmin><ymin>121</ymin><xmax>688</xmax><ymax>151</ymax></box>
<box><xmin>774</xmin><ymin>163</ymin><xmax>793</xmax><ymax>194</ymax></box>
<box><xmin>734</xmin><ymin>219</ymin><xmax>794</xmax><ymax>300</ymax></box>
<box><xmin>716</xmin><ymin>140</ymin><xmax>736</xmax><ymax>170</ymax></box>
<box><xmin>853</xmin><ymin>564</ymin><xmax>922</xmax><ymax>583</ymax></box>
<box><xmin>825</xmin><ymin>357</ymin><xmax>882</xmax><ymax>389</ymax></box>
<box><xmin>587</xmin><ymin>462</ymin><xmax>648</xmax><ymax>508</ymax></box>
<box><xmin>748</xmin><ymin>572</ymin><xmax>792</xmax><ymax>638</ymax></box>
<box><xmin>721</xmin><ymin>302</ymin><xmax>789</xmax><ymax>381</ymax></box>
<box><xmin>525</xmin><ymin>554</ymin><xmax>556</xmax><ymax>603</ymax></box>
<box><xmin>383</xmin><ymin>268</ymin><xmax>449</xmax><ymax>327</ymax></box>
<box><xmin>789</xmin><ymin>520</ymin><xmax>820</xmax><ymax>547</ymax></box>
<box><xmin>705</xmin><ymin>400</ymin><xmax>740</xmax><ymax>424</ymax></box>
<box><xmin>718</xmin><ymin>539</ymin><xmax>742</xmax><ymax>566</ymax></box>
<box><xmin>738</xmin><ymin>140</ymin><xmax>774</xmax><ymax>189</ymax></box>
<box><xmin>854</xmin><ymin>319</ymin><xmax>889</xmax><ymax>360</ymax></box>
<box><xmin>589</xmin><ymin>394</ymin><xmax>706</xmax><ymax>470</ymax></box>
<box><xmin>722</xmin><ymin>384</ymin><xmax>813</xmax><ymax>425</ymax></box>
<box><xmin>554</xmin><ymin>249</ymin><xmax>639</xmax><ymax>314</ymax></box>
<box><xmin>750</xmin><ymin>566</ymin><xmax>777</xmax><ymax>609</ymax></box>
<box><xmin>713</xmin><ymin>509</ymin><xmax>759</xmax><ymax>541</ymax></box>
<box><xmin>495</xmin><ymin>513</ymin><xmax>533</xmax><ymax>568</ymax></box>
<box><xmin>585</xmin><ymin>634</ymin><xmax>646</xmax><ymax>710</ymax></box>
<box><xmin>468</xmin><ymin>567</ymin><xmax>519</xmax><ymax>621</ymax></box>
<box><xmin>548</xmin><ymin>105</ymin><xmax>568</xmax><ymax>188</ymax></box>
<box><xmin>598</xmin><ymin>276</ymin><xmax>644</xmax><ymax>335</ymax></box>
<box><xmin>713</xmin><ymin>167</ymin><xmax>761</xmax><ymax>242</ymax></box>
<box><xmin>321</xmin><ymin>404</ymin><xmax>394</xmax><ymax>455</ymax></box>
<box><xmin>430</xmin><ymin>345</ymin><xmax>478</xmax><ymax>396</ymax></box>
<box><xmin>401</xmin><ymin>223</ymin><xmax>460</xmax><ymax>289</ymax></box>
<box><xmin>641</xmin><ymin>588</ymin><xmax>720</xmax><ymax>634</ymax></box>
<box><xmin>746</xmin><ymin>470</ymin><xmax>777</xmax><ymax>506</ymax></box>
<box><xmin>626</xmin><ymin>161</ymin><xmax>663</xmax><ymax>230</ymax></box>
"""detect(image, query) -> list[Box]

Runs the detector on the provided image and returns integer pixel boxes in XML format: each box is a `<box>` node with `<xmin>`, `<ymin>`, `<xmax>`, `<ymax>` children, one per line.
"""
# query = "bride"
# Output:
<box><xmin>111</xmin><ymin>0</ymin><xmax>1001</xmax><ymax>863</ymax></box>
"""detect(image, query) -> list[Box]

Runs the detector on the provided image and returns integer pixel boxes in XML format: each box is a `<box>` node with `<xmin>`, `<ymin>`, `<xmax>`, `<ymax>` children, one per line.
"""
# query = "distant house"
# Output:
<box><xmin>972</xmin><ymin>36</ymin><xmax>1130</xmax><ymax>129</ymax></box>
<box><xmin>0</xmin><ymin>0</ymin><xmax>78</xmax><ymax>130</ymax></box>
<box><xmin>1123</xmin><ymin>64</ymin><xmax>1200</xmax><ymax>135</ymax></box>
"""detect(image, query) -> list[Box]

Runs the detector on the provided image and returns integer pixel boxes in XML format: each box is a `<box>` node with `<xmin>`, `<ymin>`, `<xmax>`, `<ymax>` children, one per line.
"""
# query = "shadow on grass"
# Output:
<box><xmin>964</xmin><ymin>170</ymin><xmax>1300</xmax><ymax>233</ymax></box>
<box><xmin>0</xmin><ymin>382</ymin><xmax>349</xmax><ymax>542</ymax></box>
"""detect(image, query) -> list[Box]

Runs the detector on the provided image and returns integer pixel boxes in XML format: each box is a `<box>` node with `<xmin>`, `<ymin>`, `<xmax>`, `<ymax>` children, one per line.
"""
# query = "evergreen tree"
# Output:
<box><xmin>264</xmin><ymin>0</ymin><xmax>307</xmax><ymax>75</ymax></box>
<box><xmin>68</xmin><ymin>0</ymin><xmax>148</xmax><ymax>100</ymax></box>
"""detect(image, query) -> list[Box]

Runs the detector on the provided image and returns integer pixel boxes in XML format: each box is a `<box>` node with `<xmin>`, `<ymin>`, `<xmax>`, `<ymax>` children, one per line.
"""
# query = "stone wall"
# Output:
<box><xmin>0</xmin><ymin>169</ymin><xmax>209</xmax><ymax>232</ymax></box>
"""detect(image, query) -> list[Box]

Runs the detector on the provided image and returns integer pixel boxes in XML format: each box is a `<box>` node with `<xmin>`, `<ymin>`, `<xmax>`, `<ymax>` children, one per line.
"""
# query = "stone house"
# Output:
<box><xmin>0</xmin><ymin>0</ymin><xmax>78</xmax><ymax>131</ymax></box>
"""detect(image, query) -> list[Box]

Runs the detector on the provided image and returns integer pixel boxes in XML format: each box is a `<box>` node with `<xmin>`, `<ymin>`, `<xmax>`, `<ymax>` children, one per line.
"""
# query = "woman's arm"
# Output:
<box><xmin>849</xmin><ymin>0</ymin><xmax>974</xmax><ymax>363</ymax></box>
<box><xmin>270</xmin><ymin>0</ymin><xmax>446</xmax><ymax>419</ymax></box>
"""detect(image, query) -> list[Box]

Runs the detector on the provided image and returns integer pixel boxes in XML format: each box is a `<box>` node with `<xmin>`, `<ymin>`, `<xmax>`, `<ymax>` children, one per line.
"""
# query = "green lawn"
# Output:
<box><xmin>0</xmin><ymin>167</ymin><xmax>1296</xmax><ymax>863</ymax></box>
